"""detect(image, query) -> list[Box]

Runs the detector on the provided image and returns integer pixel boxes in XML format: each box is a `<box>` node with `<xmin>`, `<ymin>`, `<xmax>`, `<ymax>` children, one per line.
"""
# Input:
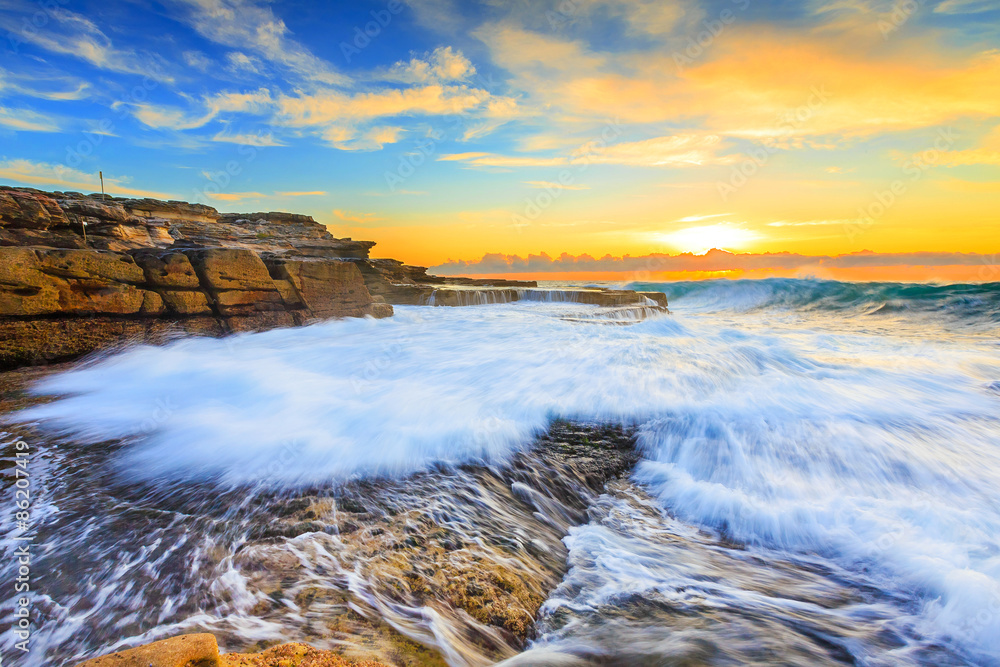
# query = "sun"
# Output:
<box><xmin>654</xmin><ymin>223</ymin><xmax>762</xmax><ymax>255</ymax></box>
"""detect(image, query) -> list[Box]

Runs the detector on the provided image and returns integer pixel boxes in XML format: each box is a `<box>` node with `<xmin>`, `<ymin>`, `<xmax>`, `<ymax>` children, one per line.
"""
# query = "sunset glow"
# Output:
<box><xmin>0</xmin><ymin>0</ymin><xmax>996</xmax><ymax>278</ymax></box>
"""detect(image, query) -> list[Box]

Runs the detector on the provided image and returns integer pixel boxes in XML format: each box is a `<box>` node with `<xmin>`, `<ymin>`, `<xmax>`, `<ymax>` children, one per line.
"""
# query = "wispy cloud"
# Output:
<box><xmin>333</xmin><ymin>209</ymin><xmax>384</xmax><ymax>223</ymax></box>
<box><xmin>383</xmin><ymin>46</ymin><xmax>475</xmax><ymax>84</ymax></box>
<box><xmin>0</xmin><ymin>6</ymin><xmax>171</xmax><ymax>81</ymax></box>
<box><xmin>0</xmin><ymin>159</ymin><xmax>172</xmax><ymax>198</ymax></box>
<box><xmin>203</xmin><ymin>191</ymin><xmax>267</xmax><ymax>202</ymax></box>
<box><xmin>171</xmin><ymin>0</ymin><xmax>347</xmax><ymax>85</ymax></box>
<box><xmin>934</xmin><ymin>0</ymin><xmax>998</xmax><ymax>14</ymax></box>
<box><xmin>129</xmin><ymin>89</ymin><xmax>274</xmax><ymax>130</ymax></box>
<box><xmin>278</xmin><ymin>190</ymin><xmax>327</xmax><ymax>196</ymax></box>
<box><xmin>211</xmin><ymin>130</ymin><xmax>285</xmax><ymax>146</ymax></box>
<box><xmin>523</xmin><ymin>181</ymin><xmax>590</xmax><ymax>190</ymax></box>
<box><xmin>440</xmin><ymin>134</ymin><xmax>737</xmax><ymax>169</ymax></box>
<box><xmin>0</xmin><ymin>107</ymin><xmax>62</xmax><ymax>132</ymax></box>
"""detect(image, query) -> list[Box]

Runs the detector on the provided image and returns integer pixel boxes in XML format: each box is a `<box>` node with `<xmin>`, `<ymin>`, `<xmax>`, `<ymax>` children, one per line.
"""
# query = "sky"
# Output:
<box><xmin>0</xmin><ymin>0</ymin><xmax>998</xmax><ymax>279</ymax></box>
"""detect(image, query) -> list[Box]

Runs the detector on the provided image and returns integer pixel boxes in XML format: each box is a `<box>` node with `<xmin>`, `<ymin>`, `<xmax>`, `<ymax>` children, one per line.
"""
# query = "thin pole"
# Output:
<box><xmin>100</xmin><ymin>171</ymin><xmax>105</xmax><ymax>200</ymax></box>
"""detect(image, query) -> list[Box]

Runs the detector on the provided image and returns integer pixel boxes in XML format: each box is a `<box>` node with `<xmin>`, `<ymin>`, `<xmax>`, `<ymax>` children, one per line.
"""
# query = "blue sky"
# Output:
<box><xmin>1</xmin><ymin>0</ymin><xmax>998</xmax><ymax>267</ymax></box>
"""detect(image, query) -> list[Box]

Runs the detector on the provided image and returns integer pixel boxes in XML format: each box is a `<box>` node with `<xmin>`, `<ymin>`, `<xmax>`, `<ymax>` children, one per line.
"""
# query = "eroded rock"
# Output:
<box><xmin>233</xmin><ymin>422</ymin><xmax>639</xmax><ymax>665</ymax></box>
<box><xmin>75</xmin><ymin>633</ymin><xmax>222</xmax><ymax>667</ymax></box>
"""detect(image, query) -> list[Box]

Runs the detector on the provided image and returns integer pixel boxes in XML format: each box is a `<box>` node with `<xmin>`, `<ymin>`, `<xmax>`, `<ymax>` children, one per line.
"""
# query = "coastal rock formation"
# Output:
<box><xmin>0</xmin><ymin>187</ymin><xmax>398</xmax><ymax>369</ymax></box>
<box><xmin>234</xmin><ymin>422</ymin><xmax>640</xmax><ymax>665</ymax></box>
<box><xmin>0</xmin><ymin>245</ymin><xmax>387</xmax><ymax>369</ymax></box>
<box><xmin>1</xmin><ymin>185</ymin><xmax>665</xmax><ymax>369</ymax></box>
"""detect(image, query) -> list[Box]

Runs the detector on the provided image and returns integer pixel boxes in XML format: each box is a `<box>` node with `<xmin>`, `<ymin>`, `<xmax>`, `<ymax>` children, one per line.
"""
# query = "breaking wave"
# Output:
<box><xmin>6</xmin><ymin>281</ymin><xmax>1000</xmax><ymax>664</ymax></box>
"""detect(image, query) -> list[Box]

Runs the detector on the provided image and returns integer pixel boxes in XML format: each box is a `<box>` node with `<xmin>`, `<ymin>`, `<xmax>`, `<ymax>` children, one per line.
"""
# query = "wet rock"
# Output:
<box><xmin>0</xmin><ymin>185</ymin><xmax>661</xmax><ymax>372</ymax></box>
<box><xmin>221</xmin><ymin>643</ymin><xmax>391</xmax><ymax>666</ymax></box>
<box><xmin>232</xmin><ymin>422</ymin><xmax>639</xmax><ymax>665</ymax></box>
<box><xmin>0</xmin><ymin>317</ymin><xmax>223</xmax><ymax>369</ymax></box>
<box><xmin>0</xmin><ymin>247</ymin><xmax>153</xmax><ymax>317</ymax></box>
<box><xmin>75</xmin><ymin>633</ymin><xmax>222</xmax><ymax>667</ymax></box>
<box><xmin>638</xmin><ymin>291</ymin><xmax>669</xmax><ymax>307</ymax></box>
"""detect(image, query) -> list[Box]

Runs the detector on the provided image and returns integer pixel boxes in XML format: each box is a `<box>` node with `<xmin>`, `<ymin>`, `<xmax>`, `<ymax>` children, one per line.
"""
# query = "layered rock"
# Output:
<box><xmin>0</xmin><ymin>246</ymin><xmax>389</xmax><ymax>369</ymax></box>
<box><xmin>234</xmin><ymin>421</ymin><xmax>640</xmax><ymax>665</ymax></box>
<box><xmin>0</xmin><ymin>187</ymin><xmax>379</xmax><ymax>258</ymax></box>
<box><xmin>1</xmin><ymin>185</ymin><xmax>666</xmax><ymax>369</ymax></box>
<box><xmin>423</xmin><ymin>287</ymin><xmax>669</xmax><ymax>309</ymax></box>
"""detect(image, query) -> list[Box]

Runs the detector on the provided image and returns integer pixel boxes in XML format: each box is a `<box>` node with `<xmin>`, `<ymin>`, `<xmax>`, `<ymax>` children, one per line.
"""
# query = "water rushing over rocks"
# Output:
<box><xmin>0</xmin><ymin>411</ymin><xmax>637</xmax><ymax>666</ymax></box>
<box><xmin>2</xmin><ymin>280</ymin><xmax>999</xmax><ymax>666</ymax></box>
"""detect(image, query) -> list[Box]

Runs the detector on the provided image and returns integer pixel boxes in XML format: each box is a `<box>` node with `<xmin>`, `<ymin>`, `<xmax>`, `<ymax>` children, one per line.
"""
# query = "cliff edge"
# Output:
<box><xmin>0</xmin><ymin>185</ymin><xmax>663</xmax><ymax>371</ymax></box>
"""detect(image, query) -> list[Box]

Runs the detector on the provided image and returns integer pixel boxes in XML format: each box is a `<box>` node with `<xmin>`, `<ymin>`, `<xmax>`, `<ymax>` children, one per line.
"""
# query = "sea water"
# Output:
<box><xmin>3</xmin><ymin>278</ymin><xmax>999</xmax><ymax>665</ymax></box>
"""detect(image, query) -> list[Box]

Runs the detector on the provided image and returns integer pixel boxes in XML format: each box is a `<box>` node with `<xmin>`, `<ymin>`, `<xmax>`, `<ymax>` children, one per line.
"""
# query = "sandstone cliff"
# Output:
<box><xmin>0</xmin><ymin>185</ymin><xmax>665</xmax><ymax>370</ymax></box>
<box><xmin>0</xmin><ymin>186</ymin><xmax>398</xmax><ymax>369</ymax></box>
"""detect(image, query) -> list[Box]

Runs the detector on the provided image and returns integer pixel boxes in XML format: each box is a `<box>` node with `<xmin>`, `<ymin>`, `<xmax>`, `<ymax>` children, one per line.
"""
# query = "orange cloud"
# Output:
<box><xmin>476</xmin><ymin>22</ymin><xmax>1000</xmax><ymax>141</ymax></box>
<box><xmin>333</xmin><ymin>209</ymin><xmax>384</xmax><ymax>223</ymax></box>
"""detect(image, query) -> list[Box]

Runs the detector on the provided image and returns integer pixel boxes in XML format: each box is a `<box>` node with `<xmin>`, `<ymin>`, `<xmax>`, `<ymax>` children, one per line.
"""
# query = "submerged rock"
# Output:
<box><xmin>223</xmin><ymin>643</ymin><xmax>391</xmax><ymax>666</ymax></box>
<box><xmin>233</xmin><ymin>422</ymin><xmax>639</xmax><ymax>665</ymax></box>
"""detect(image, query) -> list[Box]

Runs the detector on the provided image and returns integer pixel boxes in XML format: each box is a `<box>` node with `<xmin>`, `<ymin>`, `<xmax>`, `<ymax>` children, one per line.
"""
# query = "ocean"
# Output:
<box><xmin>3</xmin><ymin>278</ymin><xmax>999</xmax><ymax>666</ymax></box>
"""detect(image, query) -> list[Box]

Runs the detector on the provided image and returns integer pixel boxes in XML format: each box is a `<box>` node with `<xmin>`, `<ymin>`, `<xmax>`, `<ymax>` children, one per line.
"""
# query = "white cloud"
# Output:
<box><xmin>276</xmin><ymin>84</ymin><xmax>500</xmax><ymax>148</ymax></box>
<box><xmin>0</xmin><ymin>107</ymin><xmax>62</xmax><ymax>132</ymax></box>
<box><xmin>0</xmin><ymin>7</ymin><xmax>171</xmax><ymax>81</ymax></box>
<box><xmin>211</xmin><ymin>130</ymin><xmax>285</xmax><ymax>146</ymax></box>
<box><xmin>934</xmin><ymin>0</ymin><xmax>998</xmax><ymax>13</ymax></box>
<box><xmin>278</xmin><ymin>85</ymin><xmax>489</xmax><ymax>126</ymax></box>
<box><xmin>0</xmin><ymin>68</ymin><xmax>92</xmax><ymax>101</ymax></box>
<box><xmin>576</xmin><ymin>134</ymin><xmax>739</xmax><ymax>167</ymax></box>
<box><xmin>183</xmin><ymin>50</ymin><xmax>213</xmax><ymax>71</ymax></box>
<box><xmin>0</xmin><ymin>158</ymin><xmax>172</xmax><ymax>197</ymax></box>
<box><xmin>523</xmin><ymin>181</ymin><xmax>590</xmax><ymax>190</ymax></box>
<box><xmin>324</xmin><ymin>125</ymin><xmax>405</xmax><ymax>151</ymax></box>
<box><xmin>171</xmin><ymin>0</ymin><xmax>347</xmax><ymax>85</ymax></box>
<box><xmin>226</xmin><ymin>51</ymin><xmax>264</xmax><ymax>76</ymax></box>
<box><xmin>385</xmin><ymin>46</ymin><xmax>475</xmax><ymax>83</ymax></box>
<box><xmin>333</xmin><ymin>209</ymin><xmax>384</xmax><ymax>223</ymax></box>
<box><xmin>440</xmin><ymin>134</ymin><xmax>738</xmax><ymax>169</ymax></box>
<box><xmin>130</xmin><ymin>88</ymin><xmax>274</xmax><ymax>130</ymax></box>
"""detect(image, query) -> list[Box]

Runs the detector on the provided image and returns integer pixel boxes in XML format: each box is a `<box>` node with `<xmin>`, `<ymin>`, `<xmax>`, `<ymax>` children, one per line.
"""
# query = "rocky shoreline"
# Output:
<box><xmin>1</xmin><ymin>184</ymin><xmax>669</xmax><ymax>665</ymax></box>
<box><xmin>59</xmin><ymin>420</ymin><xmax>640</xmax><ymax>667</ymax></box>
<box><xmin>1</xmin><ymin>186</ymin><xmax>665</xmax><ymax>371</ymax></box>
<box><xmin>0</xmin><ymin>357</ymin><xmax>644</xmax><ymax>666</ymax></box>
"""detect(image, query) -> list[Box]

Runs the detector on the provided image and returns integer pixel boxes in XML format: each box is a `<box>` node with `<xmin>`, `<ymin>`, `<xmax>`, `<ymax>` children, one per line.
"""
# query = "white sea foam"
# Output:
<box><xmin>10</xmin><ymin>291</ymin><xmax>1000</xmax><ymax>661</ymax></box>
